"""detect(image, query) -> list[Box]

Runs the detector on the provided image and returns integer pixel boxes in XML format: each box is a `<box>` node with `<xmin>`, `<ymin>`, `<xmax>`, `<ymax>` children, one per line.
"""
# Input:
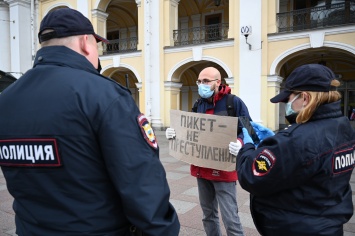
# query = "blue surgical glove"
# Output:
<box><xmin>250</xmin><ymin>122</ymin><xmax>275</xmax><ymax>142</ymax></box>
<box><xmin>242</xmin><ymin>128</ymin><xmax>254</xmax><ymax>145</ymax></box>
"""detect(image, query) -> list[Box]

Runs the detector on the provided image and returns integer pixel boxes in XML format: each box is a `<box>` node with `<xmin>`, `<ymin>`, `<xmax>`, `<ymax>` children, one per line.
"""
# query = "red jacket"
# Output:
<box><xmin>191</xmin><ymin>85</ymin><xmax>251</xmax><ymax>182</ymax></box>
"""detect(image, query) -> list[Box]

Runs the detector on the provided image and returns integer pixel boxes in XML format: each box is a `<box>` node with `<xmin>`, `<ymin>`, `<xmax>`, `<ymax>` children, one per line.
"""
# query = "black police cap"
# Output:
<box><xmin>270</xmin><ymin>64</ymin><xmax>337</xmax><ymax>103</ymax></box>
<box><xmin>38</xmin><ymin>8</ymin><xmax>109</xmax><ymax>44</ymax></box>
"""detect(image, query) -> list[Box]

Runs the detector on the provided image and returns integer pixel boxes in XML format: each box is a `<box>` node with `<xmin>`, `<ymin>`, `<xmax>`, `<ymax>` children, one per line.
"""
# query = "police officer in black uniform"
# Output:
<box><xmin>0</xmin><ymin>8</ymin><xmax>179</xmax><ymax>236</ymax></box>
<box><xmin>236</xmin><ymin>64</ymin><xmax>355</xmax><ymax>236</ymax></box>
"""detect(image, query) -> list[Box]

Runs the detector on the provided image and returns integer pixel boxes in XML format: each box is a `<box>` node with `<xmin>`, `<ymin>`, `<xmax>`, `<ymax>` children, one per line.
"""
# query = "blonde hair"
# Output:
<box><xmin>296</xmin><ymin>80</ymin><xmax>341</xmax><ymax>123</ymax></box>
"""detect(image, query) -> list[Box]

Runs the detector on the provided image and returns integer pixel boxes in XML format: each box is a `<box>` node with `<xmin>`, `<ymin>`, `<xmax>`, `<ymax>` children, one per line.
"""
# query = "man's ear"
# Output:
<box><xmin>79</xmin><ymin>35</ymin><xmax>90</xmax><ymax>56</ymax></box>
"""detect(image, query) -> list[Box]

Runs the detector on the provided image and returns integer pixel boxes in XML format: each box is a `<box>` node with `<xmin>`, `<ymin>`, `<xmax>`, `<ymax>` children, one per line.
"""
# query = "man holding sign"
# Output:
<box><xmin>166</xmin><ymin>67</ymin><xmax>251</xmax><ymax>236</ymax></box>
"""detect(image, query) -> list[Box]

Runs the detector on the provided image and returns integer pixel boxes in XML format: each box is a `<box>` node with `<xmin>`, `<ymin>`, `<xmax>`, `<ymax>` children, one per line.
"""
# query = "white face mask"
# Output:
<box><xmin>285</xmin><ymin>94</ymin><xmax>300</xmax><ymax>116</ymax></box>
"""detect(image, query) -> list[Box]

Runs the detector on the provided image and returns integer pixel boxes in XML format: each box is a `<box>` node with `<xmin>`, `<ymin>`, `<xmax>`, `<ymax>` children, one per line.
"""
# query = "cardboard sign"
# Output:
<box><xmin>169</xmin><ymin>110</ymin><xmax>238</xmax><ymax>171</ymax></box>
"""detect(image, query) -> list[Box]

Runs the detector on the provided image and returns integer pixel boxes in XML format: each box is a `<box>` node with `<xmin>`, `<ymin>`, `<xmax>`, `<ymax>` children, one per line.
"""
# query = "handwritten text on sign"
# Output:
<box><xmin>169</xmin><ymin>110</ymin><xmax>238</xmax><ymax>171</ymax></box>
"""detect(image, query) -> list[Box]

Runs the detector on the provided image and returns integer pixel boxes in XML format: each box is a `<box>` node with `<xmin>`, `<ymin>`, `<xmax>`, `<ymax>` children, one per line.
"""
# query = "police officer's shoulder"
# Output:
<box><xmin>97</xmin><ymin>74</ymin><xmax>132</xmax><ymax>94</ymax></box>
<box><xmin>277</xmin><ymin>123</ymin><xmax>302</xmax><ymax>135</ymax></box>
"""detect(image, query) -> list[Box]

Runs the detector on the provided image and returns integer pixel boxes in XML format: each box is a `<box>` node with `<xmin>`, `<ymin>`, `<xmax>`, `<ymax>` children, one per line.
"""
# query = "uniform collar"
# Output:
<box><xmin>33</xmin><ymin>46</ymin><xmax>99</xmax><ymax>75</ymax></box>
<box><xmin>310</xmin><ymin>100</ymin><xmax>343</xmax><ymax>121</ymax></box>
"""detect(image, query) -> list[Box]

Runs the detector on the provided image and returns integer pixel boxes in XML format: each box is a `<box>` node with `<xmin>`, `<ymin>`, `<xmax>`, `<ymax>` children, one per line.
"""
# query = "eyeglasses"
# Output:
<box><xmin>196</xmin><ymin>79</ymin><xmax>218</xmax><ymax>85</ymax></box>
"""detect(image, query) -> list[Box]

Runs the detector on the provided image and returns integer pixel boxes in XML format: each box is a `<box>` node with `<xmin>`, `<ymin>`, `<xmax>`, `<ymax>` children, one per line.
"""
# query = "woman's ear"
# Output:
<box><xmin>302</xmin><ymin>92</ymin><xmax>310</xmax><ymax>106</ymax></box>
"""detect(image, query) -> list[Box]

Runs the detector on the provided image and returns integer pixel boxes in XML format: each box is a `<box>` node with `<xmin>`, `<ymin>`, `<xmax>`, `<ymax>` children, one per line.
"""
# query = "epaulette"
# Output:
<box><xmin>99</xmin><ymin>74</ymin><xmax>132</xmax><ymax>94</ymax></box>
<box><xmin>277</xmin><ymin>123</ymin><xmax>301</xmax><ymax>135</ymax></box>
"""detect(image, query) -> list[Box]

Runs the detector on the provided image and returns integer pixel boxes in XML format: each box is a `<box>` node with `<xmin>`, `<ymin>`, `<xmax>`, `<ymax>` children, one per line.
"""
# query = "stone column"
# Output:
<box><xmin>119</xmin><ymin>28</ymin><xmax>127</xmax><ymax>50</ymax></box>
<box><xmin>178</xmin><ymin>16</ymin><xmax>188</xmax><ymax>43</ymax></box>
<box><xmin>128</xmin><ymin>26</ymin><xmax>137</xmax><ymax>50</ymax></box>
<box><xmin>190</xmin><ymin>86</ymin><xmax>199</xmax><ymax>111</ymax></box>
<box><xmin>191</xmin><ymin>14</ymin><xmax>201</xmax><ymax>42</ymax></box>
<box><xmin>164</xmin><ymin>0</ymin><xmax>179</xmax><ymax>46</ymax></box>
<box><xmin>180</xmin><ymin>86</ymin><xmax>189</xmax><ymax>111</ymax></box>
<box><xmin>135</xmin><ymin>82</ymin><xmax>143</xmax><ymax>109</ymax></box>
<box><xmin>0</xmin><ymin>2</ymin><xmax>11</xmax><ymax>73</ymax></box>
<box><xmin>164</xmin><ymin>81</ymin><xmax>183</xmax><ymax>127</ymax></box>
<box><xmin>225</xmin><ymin>77</ymin><xmax>234</xmax><ymax>90</ymax></box>
<box><xmin>5</xmin><ymin>0</ymin><xmax>32</xmax><ymax>77</ymax></box>
<box><xmin>267</xmin><ymin>75</ymin><xmax>283</xmax><ymax>131</ymax></box>
<box><xmin>191</xmin><ymin>14</ymin><xmax>200</xmax><ymax>27</ymax></box>
<box><xmin>239</xmin><ymin>0</ymin><xmax>262</xmax><ymax>121</ymax></box>
<box><xmin>136</xmin><ymin>0</ymin><xmax>143</xmax><ymax>50</ymax></box>
<box><xmin>128</xmin><ymin>26</ymin><xmax>137</xmax><ymax>38</ymax></box>
<box><xmin>92</xmin><ymin>9</ymin><xmax>108</xmax><ymax>55</ymax></box>
<box><xmin>143</xmin><ymin>0</ymin><xmax>164</xmax><ymax>129</ymax></box>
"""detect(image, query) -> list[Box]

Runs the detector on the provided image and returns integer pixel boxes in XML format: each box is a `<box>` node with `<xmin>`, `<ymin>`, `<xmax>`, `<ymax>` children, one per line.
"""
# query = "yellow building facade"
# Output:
<box><xmin>2</xmin><ymin>0</ymin><xmax>354</xmax><ymax>130</ymax></box>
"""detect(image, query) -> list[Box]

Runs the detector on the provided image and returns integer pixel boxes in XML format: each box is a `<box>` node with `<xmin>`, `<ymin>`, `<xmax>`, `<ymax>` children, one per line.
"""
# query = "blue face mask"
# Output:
<box><xmin>285</xmin><ymin>94</ymin><xmax>300</xmax><ymax>116</ymax></box>
<box><xmin>198</xmin><ymin>84</ymin><xmax>214</xmax><ymax>98</ymax></box>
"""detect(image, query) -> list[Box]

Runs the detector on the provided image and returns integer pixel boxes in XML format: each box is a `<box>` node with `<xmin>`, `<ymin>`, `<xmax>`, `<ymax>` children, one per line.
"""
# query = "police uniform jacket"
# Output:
<box><xmin>237</xmin><ymin>100</ymin><xmax>355</xmax><ymax>236</ymax></box>
<box><xmin>0</xmin><ymin>46</ymin><xmax>180</xmax><ymax>236</ymax></box>
<box><xmin>191</xmin><ymin>85</ymin><xmax>251</xmax><ymax>182</ymax></box>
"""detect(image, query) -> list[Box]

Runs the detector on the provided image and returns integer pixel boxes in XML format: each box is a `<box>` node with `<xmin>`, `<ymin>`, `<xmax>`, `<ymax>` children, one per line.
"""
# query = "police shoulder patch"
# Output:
<box><xmin>137</xmin><ymin>114</ymin><xmax>158</xmax><ymax>150</ymax></box>
<box><xmin>252</xmin><ymin>149</ymin><xmax>276</xmax><ymax>176</ymax></box>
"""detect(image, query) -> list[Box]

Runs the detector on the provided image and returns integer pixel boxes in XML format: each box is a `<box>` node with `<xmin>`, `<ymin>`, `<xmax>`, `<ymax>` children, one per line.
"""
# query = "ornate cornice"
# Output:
<box><xmin>4</xmin><ymin>0</ymin><xmax>30</xmax><ymax>7</ymax></box>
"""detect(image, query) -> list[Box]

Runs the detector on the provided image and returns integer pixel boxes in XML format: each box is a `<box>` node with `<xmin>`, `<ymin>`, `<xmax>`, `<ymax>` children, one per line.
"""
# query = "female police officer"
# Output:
<box><xmin>235</xmin><ymin>64</ymin><xmax>355</xmax><ymax>236</ymax></box>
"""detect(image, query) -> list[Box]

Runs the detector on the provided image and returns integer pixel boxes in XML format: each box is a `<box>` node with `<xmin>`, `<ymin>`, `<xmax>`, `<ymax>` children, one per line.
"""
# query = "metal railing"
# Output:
<box><xmin>277</xmin><ymin>1</ymin><xmax>355</xmax><ymax>32</ymax></box>
<box><xmin>102</xmin><ymin>37</ymin><xmax>138</xmax><ymax>54</ymax></box>
<box><xmin>173</xmin><ymin>23</ymin><xmax>229</xmax><ymax>46</ymax></box>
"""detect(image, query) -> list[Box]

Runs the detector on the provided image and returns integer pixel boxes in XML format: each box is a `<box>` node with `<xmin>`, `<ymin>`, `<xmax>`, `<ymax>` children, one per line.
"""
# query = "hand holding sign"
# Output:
<box><xmin>165</xmin><ymin>128</ymin><xmax>176</xmax><ymax>139</ymax></box>
<box><xmin>228</xmin><ymin>140</ymin><xmax>242</xmax><ymax>156</ymax></box>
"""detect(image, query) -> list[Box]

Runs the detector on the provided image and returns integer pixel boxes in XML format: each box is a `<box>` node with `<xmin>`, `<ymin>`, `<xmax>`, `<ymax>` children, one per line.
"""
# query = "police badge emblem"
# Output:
<box><xmin>137</xmin><ymin>114</ymin><xmax>158</xmax><ymax>149</ymax></box>
<box><xmin>252</xmin><ymin>149</ymin><xmax>276</xmax><ymax>176</ymax></box>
